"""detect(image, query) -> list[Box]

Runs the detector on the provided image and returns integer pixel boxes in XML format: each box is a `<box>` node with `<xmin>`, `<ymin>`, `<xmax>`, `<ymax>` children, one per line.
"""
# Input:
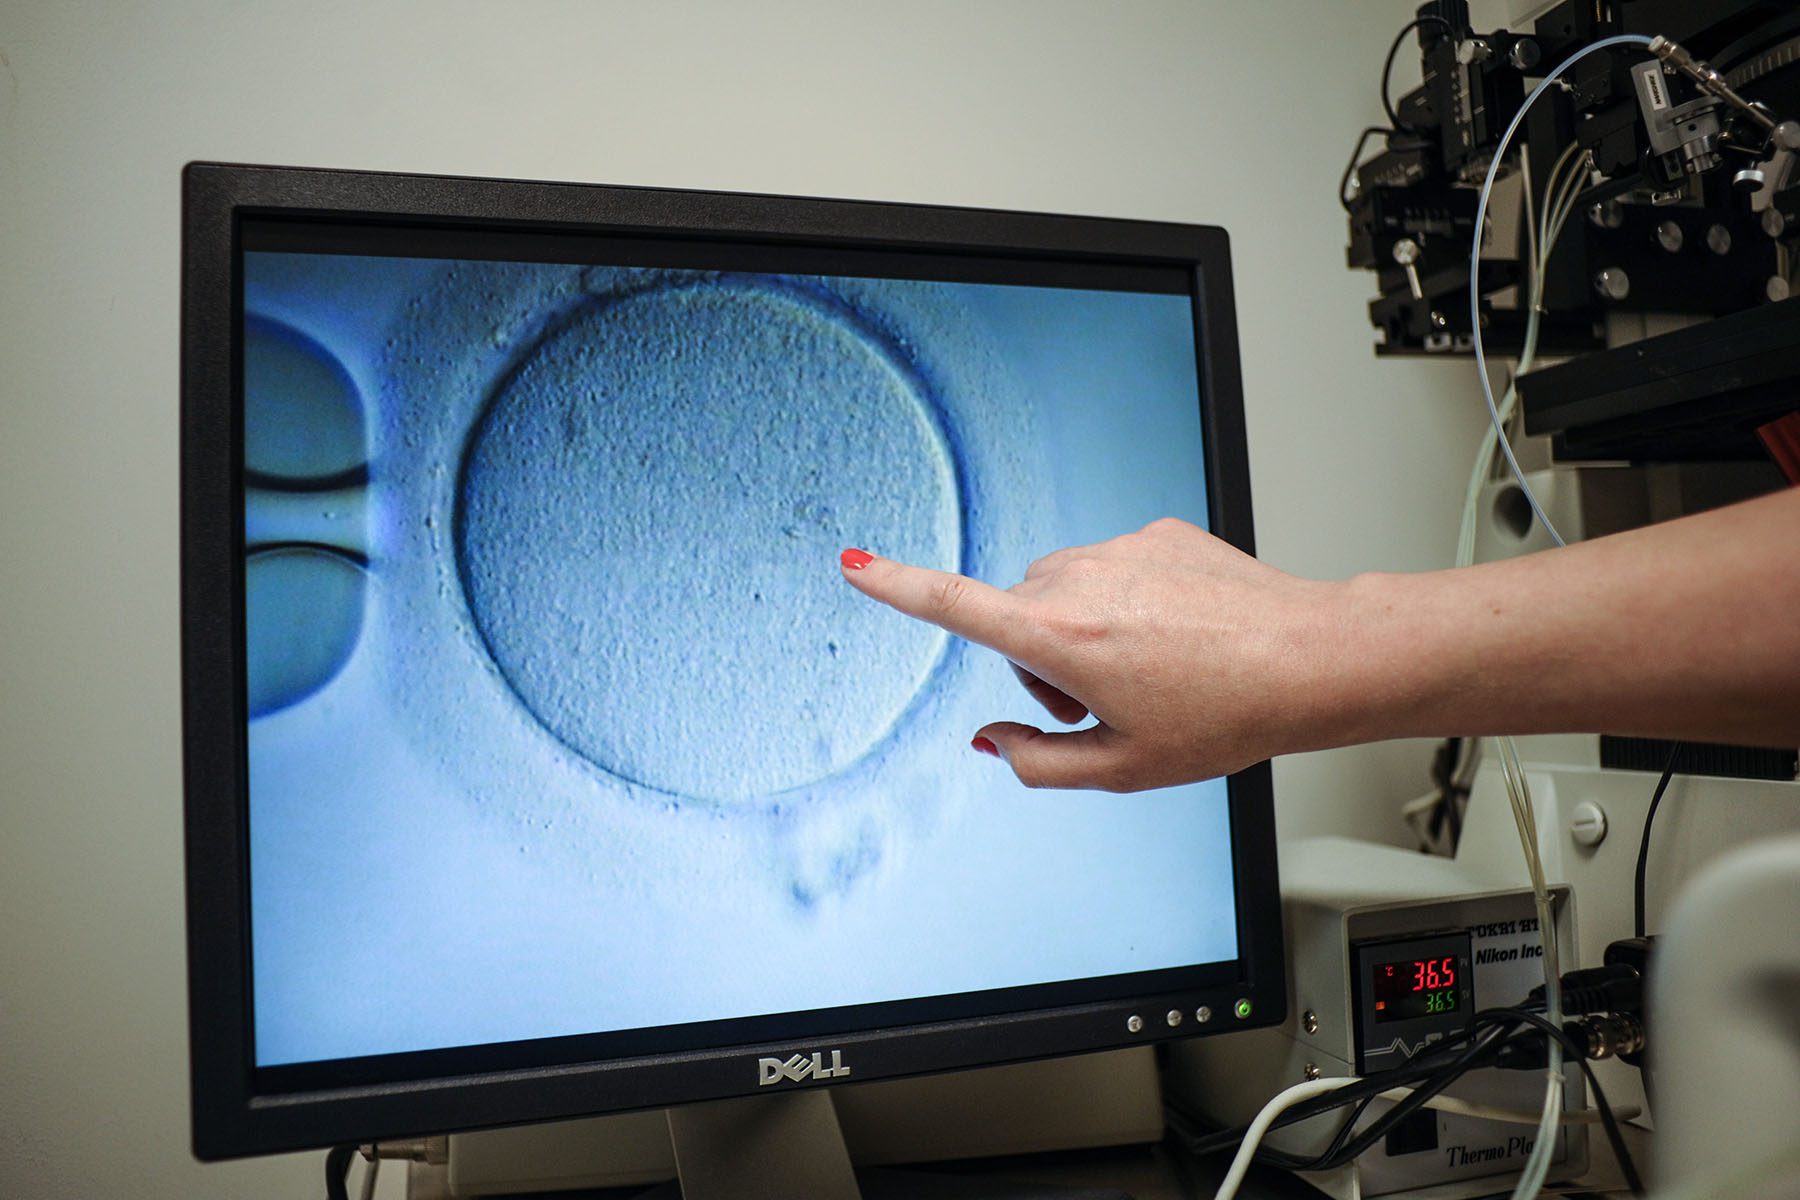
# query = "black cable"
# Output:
<box><xmin>1167</xmin><ymin>1014</ymin><xmax>1520</xmax><ymax>1165</ymax></box>
<box><xmin>1424</xmin><ymin>736</ymin><xmax>1469</xmax><ymax>853</ymax></box>
<box><xmin>1339</xmin><ymin>1012</ymin><xmax>1641</xmax><ymax>1194</ymax></box>
<box><xmin>1168</xmin><ymin>1009</ymin><xmax>1643</xmax><ymax>1189</ymax></box>
<box><xmin>1340</xmin><ymin>125</ymin><xmax>1395</xmax><ymax>212</ymax></box>
<box><xmin>1633</xmin><ymin>742</ymin><xmax>1683</xmax><ymax>938</ymax></box>
<box><xmin>1201</xmin><ymin>1020</ymin><xmax>1522</xmax><ymax>1174</ymax></box>
<box><xmin>1316</xmin><ymin>1093</ymin><xmax>1377</xmax><ymax>1165</ymax></box>
<box><xmin>324</xmin><ymin>1145</ymin><xmax>357</xmax><ymax>1200</ymax></box>
<box><xmin>1168</xmin><ymin>1025</ymin><xmax>1481</xmax><ymax>1156</ymax></box>
<box><xmin>1443</xmin><ymin>739</ymin><xmax>1466</xmax><ymax>852</ymax></box>
<box><xmin>1480</xmin><ymin>1007</ymin><xmax>1646</xmax><ymax>1196</ymax></box>
<box><xmin>1300</xmin><ymin>1021</ymin><xmax>1518</xmax><ymax>1171</ymax></box>
<box><xmin>1382</xmin><ymin>15</ymin><xmax>1454</xmax><ymax>132</ymax></box>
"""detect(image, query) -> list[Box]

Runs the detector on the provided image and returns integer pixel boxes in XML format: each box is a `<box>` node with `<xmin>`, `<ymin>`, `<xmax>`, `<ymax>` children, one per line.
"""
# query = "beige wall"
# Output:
<box><xmin>0</xmin><ymin>2</ymin><xmax>1478</xmax><ymax>1196</ymax></box>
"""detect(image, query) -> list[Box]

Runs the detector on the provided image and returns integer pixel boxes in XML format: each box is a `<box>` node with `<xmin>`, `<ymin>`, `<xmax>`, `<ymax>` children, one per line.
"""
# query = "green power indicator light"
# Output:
<box><xmin>1234</xmin><ymin>998</ymin><xmax>1253</xmax><ymax>1019</ymax></box>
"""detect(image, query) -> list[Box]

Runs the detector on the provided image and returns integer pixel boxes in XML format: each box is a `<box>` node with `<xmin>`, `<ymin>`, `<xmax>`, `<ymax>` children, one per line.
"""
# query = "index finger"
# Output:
<box><xmin>839</xmin><ymin>548</ymin><xmax>1037</xmax><ymax>659</ymax></box>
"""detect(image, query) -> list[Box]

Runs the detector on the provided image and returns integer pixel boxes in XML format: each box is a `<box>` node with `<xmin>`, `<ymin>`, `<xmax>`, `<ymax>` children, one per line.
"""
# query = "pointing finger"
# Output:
<box><xmin>840</xmin><ymin>548</ymin><xmax>1038</xmax><ymax>660</ymax></box>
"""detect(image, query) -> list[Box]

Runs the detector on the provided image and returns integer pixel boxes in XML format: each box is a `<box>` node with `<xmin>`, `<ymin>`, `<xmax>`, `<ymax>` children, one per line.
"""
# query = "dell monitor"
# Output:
<box><xmin>179</xmin><ymin>162</ymin><xmax>1283</xmax><ymax>1186</ymax></box>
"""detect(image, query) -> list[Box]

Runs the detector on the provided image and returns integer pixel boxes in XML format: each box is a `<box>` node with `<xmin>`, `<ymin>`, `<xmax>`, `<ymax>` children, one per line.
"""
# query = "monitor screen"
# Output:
<box><xmin>182</xmin><ymin>164</ymin><xmax>1281</xmax><ymax>1158</ymax></box>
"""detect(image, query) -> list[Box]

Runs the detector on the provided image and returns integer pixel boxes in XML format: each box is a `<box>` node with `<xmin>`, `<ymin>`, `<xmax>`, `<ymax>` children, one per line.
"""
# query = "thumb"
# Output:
<box><xmin>972</xmin><ymin>721</ymin><xmax>1125</xmax><ymax>791</ymax></box>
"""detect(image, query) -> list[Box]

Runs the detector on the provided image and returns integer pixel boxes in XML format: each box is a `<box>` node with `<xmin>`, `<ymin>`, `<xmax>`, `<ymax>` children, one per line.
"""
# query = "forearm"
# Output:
<box><xmin>1327</xmin><ymin>487</ymin><xmax>1800</xmax><ymax>749</ymax></box>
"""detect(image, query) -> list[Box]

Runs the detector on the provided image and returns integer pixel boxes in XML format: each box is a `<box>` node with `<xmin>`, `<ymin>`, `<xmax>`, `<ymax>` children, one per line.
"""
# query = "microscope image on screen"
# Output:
<box><xmin>457</xmin><ymin>277</ymin><xmax>971</xmax><ymax>806</ymax></box>
<box><xmin>240</xmin><ymin>249</ymin><xmax>1238</xmax><ymax>1067</ymax></box>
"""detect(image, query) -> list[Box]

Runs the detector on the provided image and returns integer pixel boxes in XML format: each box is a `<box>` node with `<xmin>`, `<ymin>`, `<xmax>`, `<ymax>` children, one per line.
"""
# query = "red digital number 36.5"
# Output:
<box><xmin>1411</xmin><ymin>957</ymin><xmax>1456</xmax><ymax>992</ymax></box>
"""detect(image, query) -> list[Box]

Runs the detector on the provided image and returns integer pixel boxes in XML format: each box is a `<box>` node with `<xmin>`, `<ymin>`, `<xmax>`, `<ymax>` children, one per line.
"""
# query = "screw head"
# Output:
<box><xmin>1195</xmin><ymin>1006</ymin><xmax>1213</xmax><ymax>1024</ymax></box>
<box><xmin>1303</xmin><ymin>1062</ymin><xmax>1322</xmax><ymax>1081</ymax></box>
<box><xmin>1707</xmin><ymin>224</ymin><xmax>1733</xmax><ymax>256</ymax></box>
<box><xmin>1126</xmin><ymin>1014</ymin><xmax>1143</xmax><ymax>1034</ymax></box>
<box><xmin>1166</xmin><ymin>1009</ymin><xmax>1183</xmax><ymax>1028</ymax></box>
<box><xmin>1588</xmin><ymin>200</ymin><xmax>1624</xmax><ymax>229</ymax></box>
<box><xmin>1570</xmin><ymin>799</ymin><xmax>1608</xmax><ymax>847</ymax></box>
<box><xmin>1456</xmin><ymin>38</ymin><xmax>1492</xmax><ymax>66</ymax></box>
<box><xmin>1656</xmin><ymin>220</ymin><xmax>1684</xmax><ymax>254</ymax></box>
<box><xmin>1302</xmin><ymin>1010</ymin><xmax>1320</xmax><ymax>1035</ymax></box>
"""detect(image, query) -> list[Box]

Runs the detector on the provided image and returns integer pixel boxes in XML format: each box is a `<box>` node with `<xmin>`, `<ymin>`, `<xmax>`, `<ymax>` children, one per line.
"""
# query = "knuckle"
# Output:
<box><xmin>1042</xmin><ymin>604</ymin><xmax>1106</xmax><ymax>645</ymax></box>
<box><xmin>1010</xmin><ymin>752</ymin><xmax>1053</xmax><ymax>790</ymax></box>
<box><xmin>1094</xmin><ymin>760</ymin><xmax>1137</xmax><ymax>793</ymax></box>
<box><xmin>926</xmin><ymin>574</ymin><xmax>967</xmax><ymax>619</ymax></box>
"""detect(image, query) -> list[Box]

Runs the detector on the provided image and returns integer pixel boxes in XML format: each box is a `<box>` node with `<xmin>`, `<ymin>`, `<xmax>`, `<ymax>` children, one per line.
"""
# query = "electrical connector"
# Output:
<box><xmin>1527</xmin><ymin>963</ymin><xmax>1643</xmax><ymax>1016</ymax></box>
<box><xmin>1521</xmin><ymin>939</ymin><xmax>1654</xmax><ymax>1017</ymax></box>
<box><xmin>1577</xmin><ymin>1013</ymin><xmax>1647</xmax><ymax>1061</ymax></box>
<box><xmin>1490</xmin><ymin>1013</ymin><xmax>1645</xmax><ymax>1068</ymax></box>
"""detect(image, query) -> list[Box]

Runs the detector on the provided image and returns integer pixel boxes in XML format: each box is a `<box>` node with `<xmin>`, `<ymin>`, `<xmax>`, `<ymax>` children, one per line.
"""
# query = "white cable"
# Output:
<box><xmin>1377</xmin><ymin>1087</ymin><xmax>1642</xmax><ymax>1126</ymax></box>
<box><xmin>1203</xmin><ymin>1062</ymin><xmax>1638</xmax><ymax>1200</ymax></box>
<box><xmin>1465</xmin><ymin>39</ymin><xmax>1654</xmax><ymax>1198</ymax></box>
<box><xmin>1468</xmin><ymin>34</ymin><xmax>1657</xmax><ymax>550</ymax></box>
<box><xmin>1455</xmin><ymin>138</ymin><xmax>1585</xmax><ymax>568</ymax></box>
<box><xmin>1211</xmin><ymin>1076</ymin><xmax>1360</xmax><ymax>1200</ymax></box>
<box><xmin>1496</xmin><ymin>735</ymin><xmax>1566</xmax><ymax>1200</ymax></box>
<box><xmin>1520</xmin><ymin>147</ymin><xmax>1539</xmax><ymax>296</ymax></box>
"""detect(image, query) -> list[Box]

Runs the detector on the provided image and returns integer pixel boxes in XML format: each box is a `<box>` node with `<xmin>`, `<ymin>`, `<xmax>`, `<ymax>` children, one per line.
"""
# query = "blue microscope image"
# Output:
<box><xmin>457</xmin><ymin>277</ymin><xmax>963</xmax><ymax>804</ymax></box>
<box><xmin>240</xmin><ymin>250</ymin><xmax>1235</xmax><ymax>1064</ymax></box>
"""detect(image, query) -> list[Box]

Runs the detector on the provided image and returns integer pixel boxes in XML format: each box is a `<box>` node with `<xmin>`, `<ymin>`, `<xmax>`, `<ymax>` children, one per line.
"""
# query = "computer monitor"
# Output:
<box><xmin>179</xmin><ymin>163</ymin><xmax>1284</xmax><ymax>1173</ymax></box>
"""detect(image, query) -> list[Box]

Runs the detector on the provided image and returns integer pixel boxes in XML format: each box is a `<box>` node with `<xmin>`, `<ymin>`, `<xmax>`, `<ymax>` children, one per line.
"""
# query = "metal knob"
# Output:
<box><xmin>1457</xmin><ymin>38</ymin><xmax>1492</xmax><ymax>66</ymax></box>
<box><xmin>1588</xmin><ymin>200</ymin><xmax>1624</xmax><ymax>230</ymax></box>
<box><xmin>1656</xmin><ymin>221</ymin><xmax>1684</xmax><ymax>253</ymax></box>
<box><xmin>1509</xmin><ymin>39</ymin><xmax>1541</xmax><ymax>71</ymax></box>
<box><xmin>1393</xmin><ymin>238</ymin><xmax>1425</xmax><ymax>301</ymax></box>
<box><xmin>1594</xmin><ymin>268</ymin><xmax>1631</xmax><ymax>301</ymax></box>
<box><xmin>1707</xmin><ymin>224</ymin><xmax>1733</xmax><ymax>256</ymax></box>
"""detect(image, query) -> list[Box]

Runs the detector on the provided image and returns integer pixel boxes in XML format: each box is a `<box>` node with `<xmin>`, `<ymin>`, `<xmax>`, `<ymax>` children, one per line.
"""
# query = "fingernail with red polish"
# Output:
<box><xmin>971</xmin><ymin>736</ymin><xmax>1000</xmax><ymax>758</ymax></box>
<box><xmin>841</xmin><ymin>548</ymin><xmax>873</xmax><ymax>570</ymax></box>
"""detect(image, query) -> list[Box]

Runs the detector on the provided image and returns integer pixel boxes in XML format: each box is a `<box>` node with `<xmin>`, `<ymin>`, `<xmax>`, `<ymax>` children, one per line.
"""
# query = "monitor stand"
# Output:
<box><xmin>658</xmin><ymin>1089</ymin><xmax>1133</xmax><ymax>1200</ymax></box>
<box><xmin>665</xmin><ymin>1089</ymin><xmax>857</xmax><ymax>1199</ymax></box>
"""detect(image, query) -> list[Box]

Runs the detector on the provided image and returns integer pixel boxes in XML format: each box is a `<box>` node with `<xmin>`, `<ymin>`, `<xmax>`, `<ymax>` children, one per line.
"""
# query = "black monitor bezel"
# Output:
<box><xmin>181</xmin><ymin>161</ymin><xmax>1283</xmax><ymax>1160</ymax></box>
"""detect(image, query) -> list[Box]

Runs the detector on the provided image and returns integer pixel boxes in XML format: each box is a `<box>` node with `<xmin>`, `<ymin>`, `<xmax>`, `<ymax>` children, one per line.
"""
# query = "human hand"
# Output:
<box><xmin>839</xmin><ymin>518</ymin><xmax>1351</xmax><ymax>791</ymax></box>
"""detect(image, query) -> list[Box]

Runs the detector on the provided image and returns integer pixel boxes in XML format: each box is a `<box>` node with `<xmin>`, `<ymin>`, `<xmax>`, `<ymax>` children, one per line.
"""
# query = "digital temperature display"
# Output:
<box><xmin>1372</xmin><ymin>955</ymin><xmax>1458</xmax><ymax>1024</ymax></box>
<box><xmin>1351</xmin><ymin>931</ymin><xmax>1471</xmax><ymax>1072</ymax></box>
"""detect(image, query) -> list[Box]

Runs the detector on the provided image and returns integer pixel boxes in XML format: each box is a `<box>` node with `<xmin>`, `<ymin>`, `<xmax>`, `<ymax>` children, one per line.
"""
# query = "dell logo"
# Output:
<box><xmin>757</xmin><ymin>1050</ymin><xmax>851</xmax><ymax>1086</ymax></box>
